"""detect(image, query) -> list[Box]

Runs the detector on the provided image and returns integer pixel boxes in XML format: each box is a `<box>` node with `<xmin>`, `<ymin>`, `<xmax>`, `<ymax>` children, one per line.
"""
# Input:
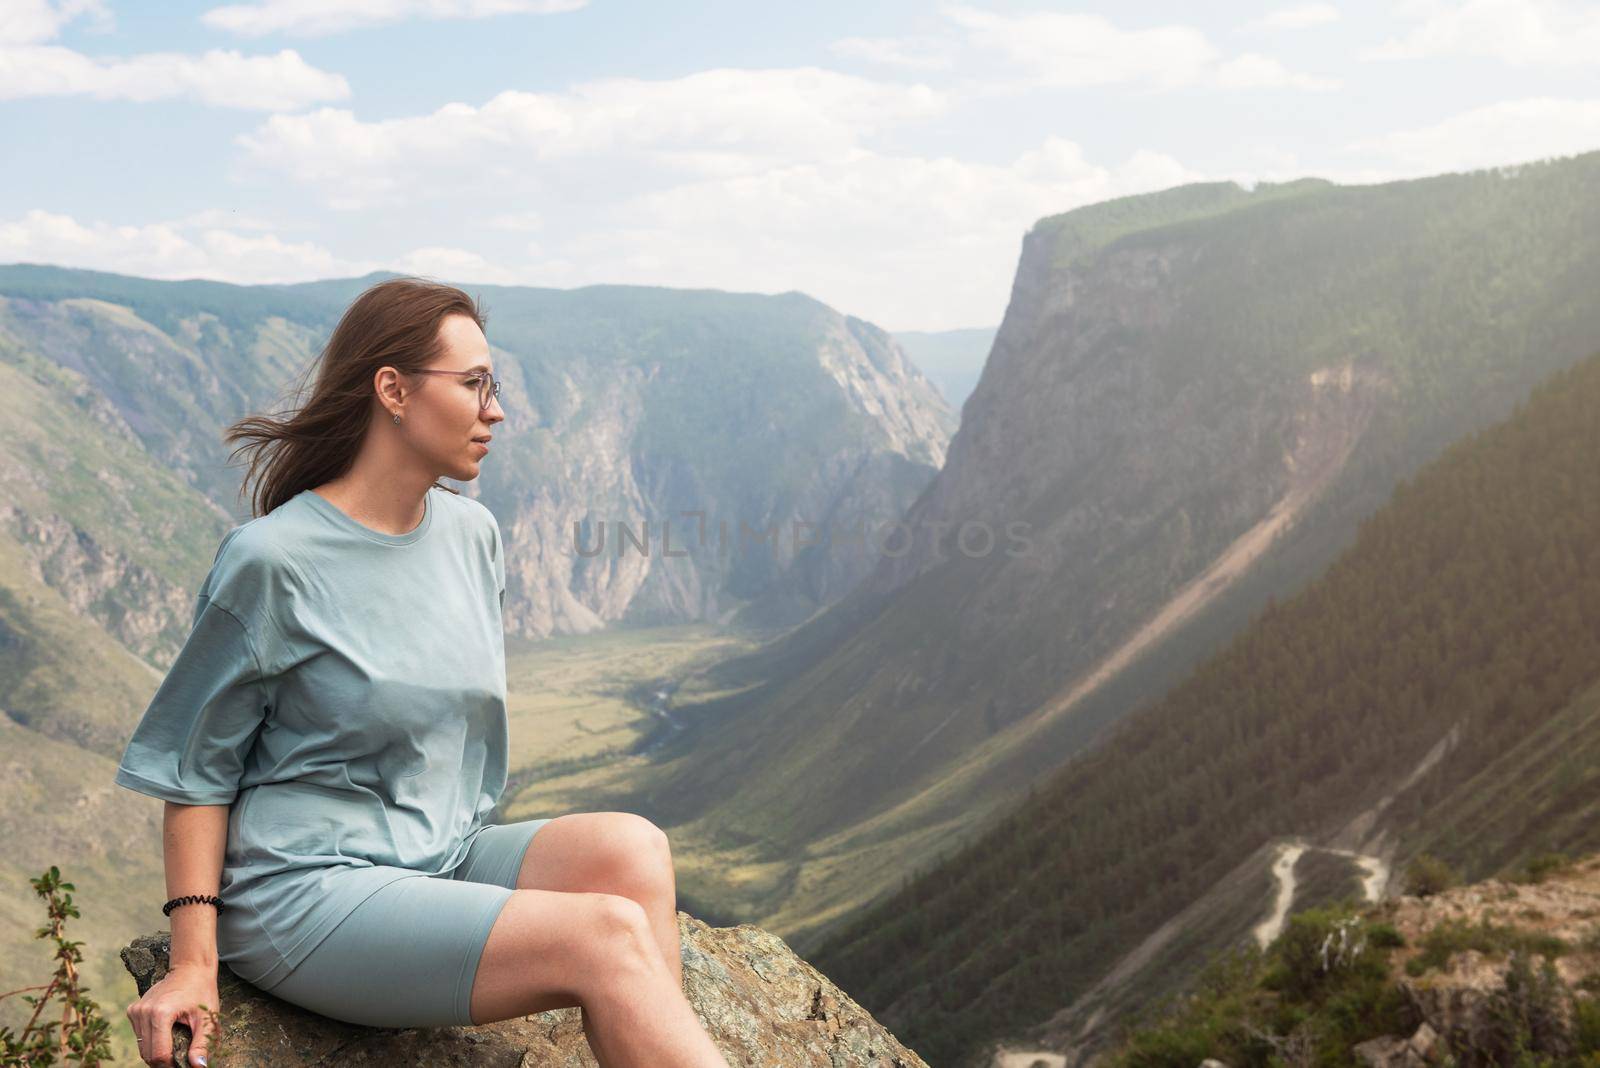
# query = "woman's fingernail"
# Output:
<box><xmin>196</xmin><ymin>1057</ymin><xmax>208</xmax><ymax>1066</ymax></box>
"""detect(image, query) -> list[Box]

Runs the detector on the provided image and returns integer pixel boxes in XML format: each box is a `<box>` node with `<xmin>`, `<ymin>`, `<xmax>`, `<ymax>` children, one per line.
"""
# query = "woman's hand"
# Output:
<box><xmin>126</xmin><ymin>961</ymin><xmax>219</xmax><ymax>1067</ymax></box>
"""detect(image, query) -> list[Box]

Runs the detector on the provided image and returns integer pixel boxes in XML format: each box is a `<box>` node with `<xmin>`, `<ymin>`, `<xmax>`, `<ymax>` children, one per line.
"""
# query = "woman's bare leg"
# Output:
<box><xmin>469</xmin><ymin>888</ymin><xmax>728</xmax><ymax>1068</ymax></box>
<box><xmin>511</xmin><ymin>813</ymin><xmax>685</xmax><ymax>987</ymax></box>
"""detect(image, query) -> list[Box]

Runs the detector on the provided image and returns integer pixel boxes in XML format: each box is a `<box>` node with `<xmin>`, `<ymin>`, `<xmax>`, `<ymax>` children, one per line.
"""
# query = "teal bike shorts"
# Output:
<box><xmin>259</xmin><ymin>817</ymin><xmax>553</xmax><ymax>1028</ymax></box>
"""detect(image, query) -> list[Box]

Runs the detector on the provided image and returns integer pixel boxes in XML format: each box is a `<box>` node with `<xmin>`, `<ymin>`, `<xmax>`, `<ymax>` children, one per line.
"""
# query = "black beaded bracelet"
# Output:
<box><xmin>162</xmin><ymin>894</ymin><xmax>225</xmax><ymax>917</ymax></box>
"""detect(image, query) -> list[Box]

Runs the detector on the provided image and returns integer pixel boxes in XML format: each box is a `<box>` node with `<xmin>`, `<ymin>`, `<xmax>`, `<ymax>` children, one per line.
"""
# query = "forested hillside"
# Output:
<box><xmin>811</xmin><ymin>346</ymin><xmax>1600</xmax><ymax>1066</ymax></box>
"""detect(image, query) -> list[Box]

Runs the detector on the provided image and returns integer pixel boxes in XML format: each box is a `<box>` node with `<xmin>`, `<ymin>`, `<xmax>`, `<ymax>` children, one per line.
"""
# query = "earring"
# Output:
<box><xmin>392</xmin><ymin>413</ymin><xmax>401</xmax><ymax>424</ymax></box>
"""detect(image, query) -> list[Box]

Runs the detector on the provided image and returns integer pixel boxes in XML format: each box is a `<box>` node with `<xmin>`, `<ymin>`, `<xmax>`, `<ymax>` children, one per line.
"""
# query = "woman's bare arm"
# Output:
<box><xmin>163</xmin><ymin>801</ymin><xmax>228</xmax><ymax>966</ymax></box>
<box><xmin>128</xmin><ymin>803</ymin><xmax>229</xmax><ymax>1065</ymax></box>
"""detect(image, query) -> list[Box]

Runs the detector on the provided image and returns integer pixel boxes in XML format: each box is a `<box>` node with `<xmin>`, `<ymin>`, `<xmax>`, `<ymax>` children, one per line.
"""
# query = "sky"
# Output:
<box><xmin>2</xmin><ymin>1</ymin><xmax>1598</xmax><ymax>332</ymax></box>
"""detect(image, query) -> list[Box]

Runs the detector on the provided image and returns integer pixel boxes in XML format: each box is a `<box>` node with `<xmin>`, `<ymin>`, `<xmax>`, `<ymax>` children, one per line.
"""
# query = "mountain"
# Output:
<box><xmin>891</xmin><ymin>326</ymin><xmax>997</xmax><ymax>414</ymax></box>
<box><xmin>614</xmin><ymin>151</ymin><xmax>1600</xmax><ymax>953</ymax></box>
<box><xmin>811</xmin><ymin>345</ymin><xmax>1600</xmax><ymax>1066</ymax></box>
<box><xmin>0</xmin><ymin>265</ymin><xmax>956</xmax><ymax>643</ymax></box>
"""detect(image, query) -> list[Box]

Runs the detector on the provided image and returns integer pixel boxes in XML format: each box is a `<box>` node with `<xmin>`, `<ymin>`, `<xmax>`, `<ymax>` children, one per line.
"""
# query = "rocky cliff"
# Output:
<box><xmin>120</xmin><ymin>911</ymin><xmax>927</xmax><ymax>1067</ymax></box>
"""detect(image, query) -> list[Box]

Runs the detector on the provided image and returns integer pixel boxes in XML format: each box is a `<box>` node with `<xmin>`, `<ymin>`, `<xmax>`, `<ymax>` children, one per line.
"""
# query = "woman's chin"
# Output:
<box><xmin>448</xmin><ymin>458</ymin><xmax>484</xmax><ymax>481</ymax></box>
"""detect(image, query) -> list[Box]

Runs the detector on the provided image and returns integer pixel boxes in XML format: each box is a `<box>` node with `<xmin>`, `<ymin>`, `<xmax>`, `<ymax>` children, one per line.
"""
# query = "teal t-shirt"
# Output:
<box><xmin>113</xmin><ymin>485</ymin><xmax>510</xmax><ymax>990</ymax></box>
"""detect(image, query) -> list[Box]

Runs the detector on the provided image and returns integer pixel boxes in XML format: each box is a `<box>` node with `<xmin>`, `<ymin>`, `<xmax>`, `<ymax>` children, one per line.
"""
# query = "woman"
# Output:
<box><xmin>117</xmin><ymin>277</ymin><xmax>728</xmax><ymax>1068</ymax></box>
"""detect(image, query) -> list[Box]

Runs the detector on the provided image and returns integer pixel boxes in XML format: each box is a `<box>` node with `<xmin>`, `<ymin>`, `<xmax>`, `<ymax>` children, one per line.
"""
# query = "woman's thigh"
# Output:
<box><xmin>444</xmin><ymin>817</ymin><xmax>553</xmax><ymax>889</ymax></box>
<box><xmin>264</xmin><ymin>874</ymin><xmax>515</xmax><ymax>1029</ymax></box>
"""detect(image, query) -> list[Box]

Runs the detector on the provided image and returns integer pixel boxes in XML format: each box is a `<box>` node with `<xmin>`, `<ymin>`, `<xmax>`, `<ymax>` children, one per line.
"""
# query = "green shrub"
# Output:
<box><xmin>1108</xmin><ymin>905</ymin><xmax>1434</xmax><ymax>1068</ymax></box>
<box><xmin>1263</xmin><ymin>907</ymin><xmax>1387</xmax><ymax>1003</ymax></box>
<box><xmin>1403</xmin><ymin>853</ymin><xmax>1461</xmax><ymax>897</ymax></box>
<box><xmin>1368</xmin><ymin>922</ymin><xmax>1407</xmax><ymax>949</ymax></box>
<box><xmin>0</xmin><ymin>867</ymin><xmax>115</xmax><ymax>1066</ymax></box>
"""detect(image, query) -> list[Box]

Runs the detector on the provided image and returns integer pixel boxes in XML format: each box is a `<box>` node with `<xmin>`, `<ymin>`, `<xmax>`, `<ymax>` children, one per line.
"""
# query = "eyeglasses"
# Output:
<box><xmin>406</xmin><ymin>368</ymin><xmax>502</xmax><ymax>411</ymax></box>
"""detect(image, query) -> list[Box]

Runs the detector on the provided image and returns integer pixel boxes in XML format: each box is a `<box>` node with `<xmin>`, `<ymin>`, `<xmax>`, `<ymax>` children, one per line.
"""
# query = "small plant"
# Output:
<box><xmin>1403</xmin><ymin>853</ymin><xmax>1461</xmax><ymax>897</ymax></box>
<box><xmin>1574</xmin><ymin>988</ymin><xmax>1600</xmax><ymax>1050</ymax></box>
<box><xmin>1367</xmin><ymin>922</ymin><xmax>1407</xmax><ymax>949</ymax></box>
<box><xmin>0</xmin><ymin>866</ymin><xmax>114</xmax><ymax>1066</ymax></box>
<box><xmin>1516</xmin><ymin>853</ymin><xmax>1575</xmax><ymax>885</ymax></box>
<box><xmin>168</xmin><ymin>1001</ymin><xmax>231</xmax><ymax>1068</ymax></box>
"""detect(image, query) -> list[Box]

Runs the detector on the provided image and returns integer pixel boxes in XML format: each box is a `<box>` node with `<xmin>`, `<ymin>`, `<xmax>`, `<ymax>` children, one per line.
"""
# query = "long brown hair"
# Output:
<box><xmin>225</xmin><ymin>276</ymin><xmax>489</xmax><ymax>518</ymax></box>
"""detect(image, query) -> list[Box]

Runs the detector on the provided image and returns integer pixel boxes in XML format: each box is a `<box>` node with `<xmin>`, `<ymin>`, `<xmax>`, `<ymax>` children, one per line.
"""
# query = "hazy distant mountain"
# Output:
<box><xmin>620</xmin><ymin>151</ymin><xmax>1600</xmax><ymax>969</ymax></box>
<box><xmin>891</xmin><ymin>326</ymin><xmax>997</xmax><ymax>415</ymax></box>
<box><xmin>0</xmin><ymin>266</ymin><xmax>957</xmax><ymax>644</ymax></box>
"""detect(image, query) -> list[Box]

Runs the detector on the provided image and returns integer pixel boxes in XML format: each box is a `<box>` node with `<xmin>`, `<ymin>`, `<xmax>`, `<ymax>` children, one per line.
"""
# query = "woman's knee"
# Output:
<box><xmin>579</xmin><ymin>892</ymin><xmax>664</xmax><ymax>975</ymax></box>
<box><xmin>470</xmin><ymin>889</ymin><xmax>666</xmax><ymax>1023</ymax></box>
<box><xmin>526</xmin><ymin>812</ymin><xmax>675</xmax><ymax>899</ymax></box>
<box><xmin>591</xmin><ymin>813</ymin><xmax>673</xmax><ymax>888</ymax></box>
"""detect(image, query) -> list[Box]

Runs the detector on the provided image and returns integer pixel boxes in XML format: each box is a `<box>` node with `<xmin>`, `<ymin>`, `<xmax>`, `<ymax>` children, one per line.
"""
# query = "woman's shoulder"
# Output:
<box><xmin>215</xmin><ymin>507</ymin><xmax>299</xmax><ymax>569</ymax></box>
<box><xmin>204</xmin><ymin>511</ymin><xmax>306</xmax><ymax>615</ymax></box>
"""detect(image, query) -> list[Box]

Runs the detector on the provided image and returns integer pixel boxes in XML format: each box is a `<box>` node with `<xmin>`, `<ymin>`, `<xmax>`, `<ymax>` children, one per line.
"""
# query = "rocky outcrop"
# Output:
<box><xmin>120</xmin><ymin>911</ymin><xmax>928</xmax><ymax>1067</ymax></box>
<box><xmin>1355</xmin><ymin>855</ymin><xmax>1600</xmax><ymax>1067</ymax></box>
<box><xmin>0</xmin><ymin>502</ymin><xmax>197</xmax><ymax>665</ymax></box>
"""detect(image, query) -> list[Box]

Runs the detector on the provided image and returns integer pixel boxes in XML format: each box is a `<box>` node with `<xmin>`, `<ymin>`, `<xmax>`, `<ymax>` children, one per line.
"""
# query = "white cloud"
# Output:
<box><xmin>1363</xmin><ymin>0</ymin><xmax>1600</xmax><ymax>65</ymax></box>
<box><xmin>935</xmin><ymin>3</ymin><xmax>1339</xmax><ymax>92</ymax></box>
<box><xmin>235</xmin><ymin>67</ymin><xmax>949</xmax><ymax>208</ymax></box>
<box><xmin>201</xmin><ymin>0</ymin><xmax>588</xmax><ymax>37</ymax></box>
<box><xmin>0</xmin><ymin>0</ymin><xmax>348</xmax><ymax>108</ymax></box>
<box><xmin>0</xmin><ymin>133</ymin><xmax>1223</xmax><ymax>331</ymax></box>
<box><xmin>0</xmin><ymin>208</ymin><xmax>527</xmax><ymax>291</ymax></box>
<box><xmin>0</xmin><ymin>45</ymin><xmax>350</xmax><ymax>108</ymax></box>
<box><xmin>1347</xmin><ymin>97</ymin><xmax>1600</xmax><ymax>173</ymax></box>
<box><xmin>393</xmin><ymin>246</ymin><xmax>523</xmax><ymax>284</ymax></box>
<box><xmin>0</xmin><ymin>208</ymin><xmax>381</xmax><ymax>282</ymax></box>
<box><xmin>0</xmin><ymin>0</ymin><xmax>113</xmax><ymax>45</ymax></box>
<box><xmin>1241</xmin><ymin>3</ymin><xmax>1341</xmax><ymax>31</ymax></box>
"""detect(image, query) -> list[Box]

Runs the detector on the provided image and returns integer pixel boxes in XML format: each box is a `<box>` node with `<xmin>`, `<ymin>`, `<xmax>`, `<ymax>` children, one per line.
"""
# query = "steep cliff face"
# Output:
<box><xmin>482</xmin><ymin>298</ymin><xmax>954</xmax><ymax>638</ymax></box>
